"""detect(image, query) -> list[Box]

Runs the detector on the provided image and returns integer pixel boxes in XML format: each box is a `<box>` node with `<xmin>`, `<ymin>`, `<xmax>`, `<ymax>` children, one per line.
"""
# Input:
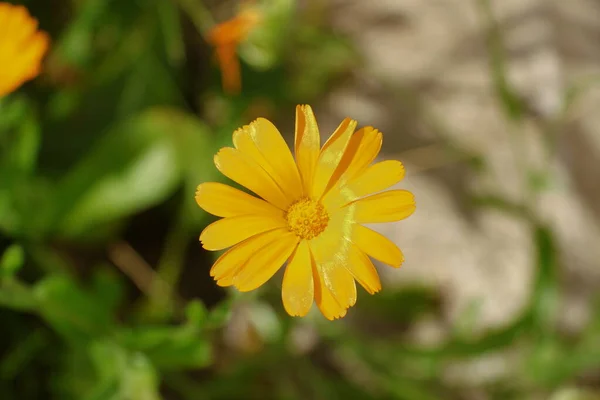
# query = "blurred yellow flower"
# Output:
<box><xmin>196</xmin><ymin>105</ymin><xmax>416</xmax><ymax>320</ymax></box>
<box><xmin>0</xmin><ymin>3</ymin><xmax>49</xmax><ymax>97</ymax></box>
<box><xmin>207</xmin><ymin>6</ymin><xmax>260</xmax><ymax>95</ymax></box>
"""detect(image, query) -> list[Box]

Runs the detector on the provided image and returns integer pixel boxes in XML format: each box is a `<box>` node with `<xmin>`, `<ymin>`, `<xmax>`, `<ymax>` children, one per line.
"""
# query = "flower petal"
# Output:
<box><xmin>321</xmin><ymin>126</ymin><xmax>382</xmax><ymax>196</ymax></box>
<box><xmin>352</xmin><ymin>224</ymin><xmax>404</xmax><ymax>267</ymax></box>
<box><xmin>341</xmin><ymin>127</ymin><xmax>382</xmax><ymax>181</ymax></box>
<box><xmin>324</xmin><ymin>160</ymin><xmax>405</xmax><ymax>210</ymax></box>
<box><xmin>215</xmin><ymin>44</ymin><xmax>240</xmax><ymax>94</ymax></box>
<box><xmin>310</xmin><ymin>235</ymin><xmax>356</xmax><ymax>310</ymax></box>
<box><xmin>294</xmin><ymin>105</ymin><xmax>320</xmax><ymax>194</ymax></box>
<box><xmin>350</xmin><ymin>190</ymin><xmax>416</xmax><ymax>223</ymax></box>
<box><xmin>233</xmin><ymin>118</ymin><xmax>302</xmax><ymax>200</ymax></box>
<box><xmin>200</xmin><ymin>214</ymin><xmax>286</xmax><ymax>251</ymax></box>
<box><xmin>210</xmin><ymin>228</ymin><xmax>287</xmax><ymax>281</ymax></box>
<box><xmin>214</xmin><ymin>147</ymin><xmax>291</xmax><ymax>209</ymax></box>
<box><xmin>233</xmin><ymin>233</ymin><xmax>299</xmax><ymax>292</ymax></box>
<box><xmin>2</xmin><ymin>5</ymin><xmax>36</xmax><ymax>48</ymax></box>
<box><xmin>324</xmin><ymin>263</ymin><xmax>357</xmax><ymax>308</ymax></box>
<box><xmin>312</xmin><ymin>257</ymin><xmax>348</xmax><ymax>320</ymax></box>
<box><xmin>309</xmin><ymin>206</ymin><xmax>355</xmax><ymax>261</ymax></box>
<box><xmin>282</xmin><ymin>240</ymin><xmax>314</xmax><ymax>317</ymax></box>
<box><xmin>0</xmin><ymin>4</ymin><xmax>48</xmax><ymax>97</ymax></box>
<box><xmin>308</xmin><ymin>206</ymin><xmax>357</xmax><ymax>312</ymax></box>
<box><xmin>216</xmin><ymin>276</ymin><xmax>234</xmax><ymax>287</ymax></box>
<box><xmin>311</xmin><ymin>118</ymin><xmax>357</xmax><ymax>199</ymax></box>
<box><xmin>196</xmin><ymin>182</ymin><xmax>284</xmax><ymax>219</ymax></box>
<box><xmin>344</xmin><ymin>241</ymin><xmax>382</xmax><ymax>294</ymax></box>
<box><xmin>348</xmin><ymin>160</ymin><xmax>405</xmax><ymax>195</ymax></box>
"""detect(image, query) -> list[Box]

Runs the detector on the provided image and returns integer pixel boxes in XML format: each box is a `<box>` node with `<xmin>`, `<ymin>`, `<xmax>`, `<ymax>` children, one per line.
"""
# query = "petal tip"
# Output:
<box><xmin>322</xmin><ymin>307</ymin><xmax>349</xmax><ymax>321</ymax></box>
<box><xmin>199</xmin><ymin>232</ymin><xmax>215</xmax><ymax>251</ymax></box>
<box><xmin>297</xmin><ymin>104</ymin><xmax>315</xmax><ymax>117</ymax></box>
<box><xmin>194</xmin><ymin>184</ymin><xmax>207</xmax><ymax>205</ymax></box>
<box><xmin>216</xmin><ymin>279</ymin><xmax>233</xmax><ymax>287</ymax></box>
<box><xmin>370</xmin><ymin>286</ymin><xmax>382</xmax><ymax>295</ymax></box>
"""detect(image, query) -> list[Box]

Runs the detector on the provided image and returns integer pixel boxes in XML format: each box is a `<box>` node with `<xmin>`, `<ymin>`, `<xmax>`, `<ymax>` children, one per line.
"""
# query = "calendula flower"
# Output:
<box><xmin>207</xmin><ymin>6</ymin><xmax>261</xmax><ymax>94</ymax></box>
<box><xmin>196</xmin><ymin>105</ymin><xmax>416</xmax><ymax>320</ymax></box>
<box><xmin>0</xmin><ymin>3</ymin><xmax>49</xmax><ymax>97</ymax></box>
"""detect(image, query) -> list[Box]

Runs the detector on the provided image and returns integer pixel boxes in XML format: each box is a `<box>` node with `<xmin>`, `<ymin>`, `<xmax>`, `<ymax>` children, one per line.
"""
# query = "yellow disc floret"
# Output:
<box><xmin>285</xmin><ymin>198</ymin><xmax>329</xmax><ymax>240</ymax></box>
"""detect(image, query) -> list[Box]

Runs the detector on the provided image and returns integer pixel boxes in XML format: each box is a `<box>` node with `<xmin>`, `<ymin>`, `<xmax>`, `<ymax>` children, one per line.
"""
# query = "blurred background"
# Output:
<box><xmin>1</xmin><ymin>0</ymin><xmax>600</xmax><ymax>399</ymax></box>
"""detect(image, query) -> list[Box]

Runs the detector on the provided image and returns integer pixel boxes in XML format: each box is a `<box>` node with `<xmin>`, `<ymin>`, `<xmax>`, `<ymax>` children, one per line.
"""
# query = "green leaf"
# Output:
<box><xmin>0</xmin><ymin>279</ymin><xmax>36</xmax><ymax>312</ymax></box>
<box><xmin>0</xmin><ymin>330</ymin><xmax>47</xmax><ymax>381</ymax></box>
<box><xmin>121</xmin><ymin>353</ymin><xmax>161</xmax><ymax>400</ymax></box>
<box><xmin>91</xmin><ymin>267</ymin><xmax>125</xmax><ymax>316</ymax></box>
<box><xmin>117</xmin><ymin>324</ymin><xmax>212</xmax><ymax>370</ymax></box>
<box><xmin>87</xmin><ymin>341</ymin><xmax>161</xmax><ymax>400</ymax></box>
<box><xmin>0</xmin><ymin>99</ymin><xmax>41</xmax><ymax>235</ymax></box>
<box><xmin>33</xmin><ymin>275</ymin><xmax>114</xmax><ymax>344</ymax></box>
<box><xmin>52</xmin><ymin>0</ymin><xmax>110</xmax><ymax>67</ymax></box>
<box><xmin>206</xmin><ymin>298</ymin><xmax>233</xmax><ymax>329</ymax></box>
<box><xmin>155</xmin><ymin>0</ymin><xmax>185</xmax><ymax>67</ymax></box>
<box><xmin>137</xmin><ymin>107</ymin><xmax>218</xmax><ymax>229</ymax></box>
<box><xmin>119</xmin><ymin>299</ymin><xmax>213</xmax><ymax>370</ymax></box>
<box><xmin>240</xmin><ymin>0</ymin><xmax>296</xmax><ymax>70</ymax></box>
<box><xmin>290</xmin><ymin>28</ymin><xmax>357</xmax><ymax>99</ymax></box>
<box><xmin>185</xmin><ymin>300</ymin><xmax>208</xmax><ymax>328</ymax></box>
<box><xmin>53</xmin><ymin>110</ymin><xmax>183</xmax><ymax>237</ymax></box>
<box><xmin>0</xmin><ymin>244</ymin><xmax>25</xmax><ymax>278</ymax></box>
<box><xmin>8</xmin><ymin>116</ymin><xmax>41</xmax><ymax>176</ymax></box>
<box><xmin>0</xmin><ymin>95</ymin><xmax>29</xmax><ymax>133</ymax></box>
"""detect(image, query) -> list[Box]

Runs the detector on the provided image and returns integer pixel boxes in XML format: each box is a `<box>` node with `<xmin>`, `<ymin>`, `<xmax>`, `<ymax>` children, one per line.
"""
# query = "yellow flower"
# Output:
<box><xmin>207</xmin><ymin>6</ymin><xmax>261</xmax><ymax>95</ymax></box>
<box><xmin>0</xmin><ymin>3</ymin><xmax>49</xmax><ymax>97</ymax></box>
<box><xmin>196</xmin><ymin>105</ymin><xmax>416</xmax><ymax>320</ymax></box>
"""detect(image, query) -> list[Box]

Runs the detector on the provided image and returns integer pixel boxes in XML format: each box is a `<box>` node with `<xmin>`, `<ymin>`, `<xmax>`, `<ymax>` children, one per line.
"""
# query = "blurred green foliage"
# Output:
<box><xmin>1</xmin><ymin>0</ymin><xmax>600</xmax><ymax>399</ymax></box>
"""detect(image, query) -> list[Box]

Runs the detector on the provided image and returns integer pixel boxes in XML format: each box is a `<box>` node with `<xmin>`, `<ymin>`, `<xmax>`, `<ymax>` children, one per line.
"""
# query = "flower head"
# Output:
<box><xmin>207</xmin><ymin>6</ymin><xmax>261</xmax><ymax>94</ymax></box>
<box><xmin>196</xmin><ymin>105</ymin><xmax>416</xmax><ymax>320</ymax></box>
<box><xmin>0</xmin><ymin>3</ymin><xmax>49</xmax><ymax>97</ymax></box>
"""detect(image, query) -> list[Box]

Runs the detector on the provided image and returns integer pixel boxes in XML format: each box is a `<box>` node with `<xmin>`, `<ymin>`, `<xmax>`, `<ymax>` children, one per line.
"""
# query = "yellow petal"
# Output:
<box><xmin>324</xmin><ymin>263</ymin><xmax>357</xmax><ymax>308</ymax></box>
<box><xmin>342</xmin><ymin>127</ymin><xmax>382</xmax><ymax>181</ymax></box>
<box><xmin>308</xmin><ymin>205</ymin><xmax>355</xmax><ymax>261</ymax></box>
<box><xmin>232</xmin><ymin>118</ymin><xmax>302</xmax><ymax>200</ymax></box>
<box><xmin>214</xmin><ymin>147</ymin><xmax>291</xmax><ymax>209</ymax></box>
<box><xmin>308</xmin><ymin>207</ymin><xmax>357</xmax><ymax>312</ymax></box>
<box><xmin>321</xmin><ymin>126</ymin><xmax>380</xmax><ymax>195</ymax></box>
<box><xmin>348</xmin><ymin>160</ymin><xmax>405</xmax><ymax>194</ymax></box>
<box><xmin>345</xmin><ymin>241</ymin><xmax>382</xmax><ymax>294</ymax></box>
<box><xmin>350</xmin><ymin>190</ymin><xmax>416</xmax><ymax>223</ymax></box>
<box><xmin>312</xmin><ymin>255</ymin><xmax>348</xmax><ymax>320</ymax></box>
<box><xmin>200</xmin><ymin>214</ymin><xmax>286</xmax><ymax>251</ymax></box>
<box><xmin>352</xmin><ymin>224</ymin><xmax>404</xmax><ymax>267</ymax></box>
<box><xmin>0</xmin><ymin>5</ymin><xmax>48</xmax><ymax>97</ymax></box>
<box><xmin>310</xmin><ymin>236</ymin><xmax>356</xmax><ymax>310</ymax></box>
<box><xmin>233</xmin><ymin>233</ymin><xmax>299</xmax><ymax>292</ymax></box>
<box><xmin>305</xmin><ymin>206</ymin><xmax>357</xmax><ymax>310</ymax></box>
<box><xmin>195</xmin><ymin>182</ymin><xmax>283</xmax><ymax>218</ymax></box>
<box><xmin>324</xmin><ymin>160</ymin><xmax>405</xmax><ymax>210</ymax></box>
<box><xmin>294</xmin><ymin>105</ymin><xmax>320</xmax><ymax>194</ymax></box>
<box><xmin>311</xmin><ymin>118</ymin><xmax>357</xmax><ymax>199</ymax></box>
<box><xmin>15</xmin><ymin>31</ymin><xmax>48</xmax><ymax>77</ymax></box>
<box><xmin>281</xmin><ymin>240</ymin><xmax>314</xmax><ymax>317</ymax></box>
<box><xmin>2</xmin><ymin>5</ymin><xmax>35</xmax><ymax>49</ymax></box>
<box><xmin>210</xmin><ymin>228</ymin><xmax>286</xmax><ymax>281</ymax></box>
<box><xmin>216</xmin><ymin>276</ymin><xmax>234</xmax><ymax>287</ymax></box>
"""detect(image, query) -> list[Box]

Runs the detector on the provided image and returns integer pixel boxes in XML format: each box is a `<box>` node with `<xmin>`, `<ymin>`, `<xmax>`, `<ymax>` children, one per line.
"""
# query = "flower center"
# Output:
<box><xmin>285</xmin><ymin>198</ymin><xmax>329</xmax><ymax>240</ymax></box>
